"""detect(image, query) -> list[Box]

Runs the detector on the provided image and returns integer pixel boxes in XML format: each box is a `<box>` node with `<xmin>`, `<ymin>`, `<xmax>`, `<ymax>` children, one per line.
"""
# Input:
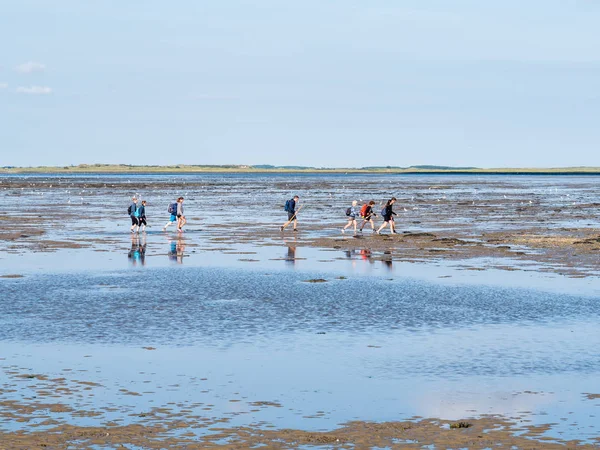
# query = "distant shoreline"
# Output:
<box><xmin>1</xmin><ymin>164</ymin><xmax>600</xmax><ymax>175</ymax></box>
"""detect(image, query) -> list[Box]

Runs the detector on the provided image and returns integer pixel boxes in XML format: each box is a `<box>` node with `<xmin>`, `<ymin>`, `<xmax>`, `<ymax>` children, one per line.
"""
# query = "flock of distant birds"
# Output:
<box><xmin>13</xmin><ymin>179</ymin><xmax>580</xmax><ymax>209</ymax></box>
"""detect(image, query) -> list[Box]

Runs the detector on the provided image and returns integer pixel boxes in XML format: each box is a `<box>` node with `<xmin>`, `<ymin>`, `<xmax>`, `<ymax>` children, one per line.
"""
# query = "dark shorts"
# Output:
<box><xmin>131</xmin><ymin>216</ymin><xmax>139</xmax><ymax>225</ymax></box>
<box><xmin>383</xmin><ymin>215</ymin><xmax>393</xmax><ymax>222</ymax></box>
<box><xmin>287</xmin><ymin>212</ymin><xmax>296</xmax><ymax>221</ymax></box>
<box><xmin>139</xmin><ymin>217</ymin><xmax>147</xmax><ymax>226</ymax></box>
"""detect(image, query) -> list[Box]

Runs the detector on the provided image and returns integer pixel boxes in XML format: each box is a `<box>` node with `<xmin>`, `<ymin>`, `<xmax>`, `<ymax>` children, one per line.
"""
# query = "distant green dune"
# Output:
<box><xmin>1</xmin><ymin>164</ymin><xmax>600</xmax><ymax>174</ymax></box>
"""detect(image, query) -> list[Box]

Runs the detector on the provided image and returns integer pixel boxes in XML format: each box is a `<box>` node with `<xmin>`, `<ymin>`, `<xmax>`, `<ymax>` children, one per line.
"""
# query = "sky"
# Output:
<box><xmin>1</xmin><ymin>0</ymin><xmax>599</xmax><ymax>168</ymax></box>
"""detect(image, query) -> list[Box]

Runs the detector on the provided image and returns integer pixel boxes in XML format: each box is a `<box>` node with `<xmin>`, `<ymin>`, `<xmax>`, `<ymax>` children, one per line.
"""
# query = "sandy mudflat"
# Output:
<box><xmin>1</xmin><ymin>174</ymin><xmax>599</xmax><ymax>448</ymax></box>
<box><xmin>1</xmin><ymin>354</ymin><xmax>599</xmax><ymax>448</ymax></box>
<box><xmin>1</xmin><ymin>415</ymin><xmax>597</xmax><ymax>448</ymax></box>
<box><xmin>1</xmin><ymin>174</ymin><xmax>599</xmax><ymax>276</ymax></box>
<box><xmin>0</xmin><ymin>363</ymin><xmax>598</xmax><ymax>448</ymax></box>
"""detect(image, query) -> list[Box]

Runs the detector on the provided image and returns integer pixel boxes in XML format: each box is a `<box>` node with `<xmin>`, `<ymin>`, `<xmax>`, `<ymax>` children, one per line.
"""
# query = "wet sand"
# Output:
<box><xmin>1</xmin><ymin>353</ymin><xmax>599</xmax><ymax>449</ymax></box>
<box><xmin>1</xmin><ymin>174</ymin><xmax>599</xmax><ymax>276</ymax></box>
<box><xmin>1</xmin><ymin>174</ymin><xmax>599</xmax><ymax>448</ymax></box>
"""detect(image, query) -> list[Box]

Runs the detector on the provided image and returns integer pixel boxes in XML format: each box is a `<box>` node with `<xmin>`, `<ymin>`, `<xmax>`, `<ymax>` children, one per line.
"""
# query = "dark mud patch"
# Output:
<box><xmin>0</xmin><ymin>414</ymin><xmax>593</xmax><ymax>449</ymax></box>
<box><xmin>248</xmin><ymin>401</ymin><xmax>283</xmax><ymax>408</ymax></box>
<box><xmin>432</xmin><ymin>237</ymin><xmax>468</xmax><ymax>245</ymax></box>
<box><xmin>403</xmin><ymin>232</ymin><xmax>436</xmax><ymax>238</ymax></box>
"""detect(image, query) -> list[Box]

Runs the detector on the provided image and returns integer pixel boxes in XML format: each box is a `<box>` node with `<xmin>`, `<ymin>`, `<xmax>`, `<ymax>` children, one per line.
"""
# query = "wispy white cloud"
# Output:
<box><xmin>0</xmin><ymin>83</ymin><xmax>8</xmax><ymax>89</ymax></box>
<box><xmin>15</xmin><ymin>61</ymin><xmax>46</xmax><ymax>74</ymax></box>
<box><xmin>16</xmin><ymin>85</ymin><xmax>52</xmax><ymax>95</ymax></box>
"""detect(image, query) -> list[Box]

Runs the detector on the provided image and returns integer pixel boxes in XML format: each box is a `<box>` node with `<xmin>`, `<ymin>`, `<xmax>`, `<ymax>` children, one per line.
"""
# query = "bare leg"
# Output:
<box><xmin>359</xmin><ymin>218</ymin><xmax>374</xmax><ymax>232</ymax></box>
<box><xmin>281</xmin><ymin>216</ymin><xmax>297</xmax><ymax>231</ymax></box>
<box><xmin>342</xmin><ymin>218</ymin><xmax>354</xmax><ymax>233</ymax></box>
<box><xmin>178</xmin><ymin>216</ymin><xmax>187</xmax><ymax>232</ymax></box>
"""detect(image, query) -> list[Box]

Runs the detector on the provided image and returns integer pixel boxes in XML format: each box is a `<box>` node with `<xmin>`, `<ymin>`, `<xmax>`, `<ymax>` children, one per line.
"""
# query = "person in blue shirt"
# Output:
<box><xmin>342</xmin><ymin>200</ymin><xmax>359</xmax><ymax>234</ymax></box>
<box><xmin>128</xmin><ymin>197</ymin><xmax>139</xmax><ymax>233</ymax></box>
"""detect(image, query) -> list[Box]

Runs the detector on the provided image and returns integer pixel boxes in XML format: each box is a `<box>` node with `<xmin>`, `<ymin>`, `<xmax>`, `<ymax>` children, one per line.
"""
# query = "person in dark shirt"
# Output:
<box><xmin>138</xmin><ymin>200</ymin><xmax>148</xmax><ymax>233</ymax></box>
<box><xmin>376</xmin><ymin>197</ymin><xmax>398</xmax><ymax>234</ymax></box>
<box><xmin>359</xmin><ymin>200</ymin><xmax>377</xmax><ymax>233</ymax></box>
<box><xmin>280</xmin><ymin>195</ymin><xmax>300</xmax><ymax>232</ymax></box>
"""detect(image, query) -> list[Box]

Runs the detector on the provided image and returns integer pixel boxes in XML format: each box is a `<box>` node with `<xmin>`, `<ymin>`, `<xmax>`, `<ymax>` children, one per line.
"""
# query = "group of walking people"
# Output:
<box><xmin>280</xmin><ymin>196</ymin><xmax>399</xmax><ymax>235</ymax></box>
<box><xmin>127</xmin><ymin>198</ymin><xmax>148</xmax><ymax>233</ymax></box>
<box><xmin>128</xmin><ymin>196</ymin><xmax>186</xmax><ymax>233</ymax></box>
<box><xmin>127</xmin><ymin>195</ymin><xmax>400</xmax><ymax>235</ymax></box>
<box><xmin>340</xmin><ymin>198</ymin><xmax>398</xmax><ymax>234</ymax></box>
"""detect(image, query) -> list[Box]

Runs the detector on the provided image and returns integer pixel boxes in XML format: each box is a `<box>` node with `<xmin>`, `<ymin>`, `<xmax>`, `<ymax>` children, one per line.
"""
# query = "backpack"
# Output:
<box><xmin>345</xmin><ymin>207</ymin><xmax>352</xmax><ymax>216</ymax></box>
<box><xmin>381</xmin><ymin>207</ymin><xmax>387</xmax><ymax>216</ymax></box>
<box><xmin>360</xmin><ymin>203</ymin><xmax>368</xmax><ymax>218</ymax></box>
<box><xmin>168</xmin><ymin>202</ymin><xmax>178</xmax><ymax>215</ymax></box>
<box><xmin>127</xmin><ymin>204</ymin><xmax>133</xmax><ymax>215</ymax></box>
<box><xmin>284</xmin><ymin>199</ymin><xmax>291</xmax><ymax>212</ymax></box>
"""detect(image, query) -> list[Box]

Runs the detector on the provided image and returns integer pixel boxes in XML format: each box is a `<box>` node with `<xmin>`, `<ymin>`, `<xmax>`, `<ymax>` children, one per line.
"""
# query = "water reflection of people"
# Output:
<box><xmin>168</xmin><ymin>236</ymin><xmax>186</xmax><ymax>264</ymax></box>
<box><xmin>285</xmin><ymin>244</ymin><xmax>297</xmax><ymax>265</ymax></box>
<box><xmin>128</xmin><ymin>234</ymin><xmax>147</xmax><ymax>266</ymax></box>
<box><xmin>359</xmin><ymin>248</ymin><xmax>373</xmax><ymax>263</ymax></box>
<box><xmin>344</xmin><ymin>249</ymin><xmax>357</xmax><ymax>259</ymax></box>
<box><xmin>382</xmin><ymin>250</ymin><xmax>393</xmax><ymax>270</ymax></box>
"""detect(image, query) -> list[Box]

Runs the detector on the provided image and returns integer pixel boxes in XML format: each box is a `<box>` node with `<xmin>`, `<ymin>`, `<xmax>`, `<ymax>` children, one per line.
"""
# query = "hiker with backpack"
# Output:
<box><xmin>358</xmin><ymin>200</ymin><xmax>377</xmax><ymax>233</ymax></box>
<box><xmin>280</xmin><ymin>195</ymin><xmax>300</xmax><ymax>232</ymax></box>
<box><xmin>376</xmin><ymin>197</ymin><xmax>398</xmax><ymax>234</ymax></box>
<box><xmin>128</xmin><ymin>197</ymin><xmax>139</xmax><ymax>233</ymax></box>
<box><xmin>138</xmin><ymin>200</ymin><xmax>148</xmax><ymax>233</ymax></box>
<box><xmin>342</xmin><ymin>200</ymin><xmax>360</xmax><ymax>234</ymax></box>
<box><xmin>163</xmin><ymin>197</ymin><xmax>185</xmax><ymax>232</ymax></box>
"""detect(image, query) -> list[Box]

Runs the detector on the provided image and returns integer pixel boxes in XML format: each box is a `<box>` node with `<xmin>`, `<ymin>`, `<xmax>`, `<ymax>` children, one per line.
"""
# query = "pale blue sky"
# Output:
<box><xmin>1</xmin><ymin>1</ymin><xmax>599</xmax><ymax>167</ymax></box>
